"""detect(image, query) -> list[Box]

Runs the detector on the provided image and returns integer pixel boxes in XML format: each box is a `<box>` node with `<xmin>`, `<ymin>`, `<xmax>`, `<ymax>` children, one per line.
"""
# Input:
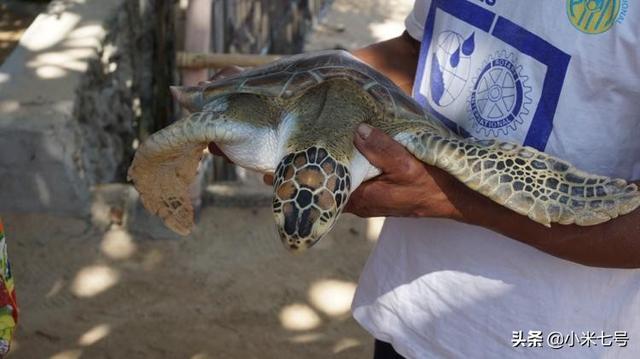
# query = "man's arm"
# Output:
<box><xmin>352</xmin><ymin>32</ymin><xmax>421</xmax><ymax>95</ymax></box>
<box><xmin>346</xmin><ymin>33</ymin><xmax>640</xmax><ymax>268</ymax></box>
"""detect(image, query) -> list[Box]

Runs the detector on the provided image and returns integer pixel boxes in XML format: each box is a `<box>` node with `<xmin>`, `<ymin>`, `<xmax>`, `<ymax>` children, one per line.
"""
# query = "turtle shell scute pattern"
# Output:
<box><xmin>198</xmin><ymin>50</ymin><xmax>425</xmax><ymax>120</ymax></box>
<box><xmin>405</xmin><ymin>130</ymin><xmax>639</xmax><ymax>225</ymax></box>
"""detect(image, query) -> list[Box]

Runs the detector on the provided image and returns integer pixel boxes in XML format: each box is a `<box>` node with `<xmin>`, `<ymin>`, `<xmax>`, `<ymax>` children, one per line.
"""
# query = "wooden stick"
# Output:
<box><xmin>182</xmin><ymin>0</ymin><xmax>213</xmax><ymax>85</ymax></box>
<box><xmin>177</xmin><ymin>52</ymin><xmax>284</xmax><ymax>69</ymax></box>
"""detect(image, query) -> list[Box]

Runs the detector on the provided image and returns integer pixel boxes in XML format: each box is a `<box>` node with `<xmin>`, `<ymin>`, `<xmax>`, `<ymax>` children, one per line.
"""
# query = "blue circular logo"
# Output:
<box><xmin>469</xmin><ymin>52</ymin><xmax>531</xmax><ymax>137</ymax></box>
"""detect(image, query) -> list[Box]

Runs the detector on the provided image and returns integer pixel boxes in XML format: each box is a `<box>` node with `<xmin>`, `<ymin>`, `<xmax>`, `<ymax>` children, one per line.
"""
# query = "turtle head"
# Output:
<box><xmin>272</xmin><ymin>146</ymin><xmax>351</xmax><ymax>251</ymax></box>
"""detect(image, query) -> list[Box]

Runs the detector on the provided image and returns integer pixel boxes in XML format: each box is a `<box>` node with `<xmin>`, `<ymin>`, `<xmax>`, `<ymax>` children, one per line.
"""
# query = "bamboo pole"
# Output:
<box><xmin>176</xmin><ymin>51</ymin><xmax>284</xmax><ymax>69</ymax></box>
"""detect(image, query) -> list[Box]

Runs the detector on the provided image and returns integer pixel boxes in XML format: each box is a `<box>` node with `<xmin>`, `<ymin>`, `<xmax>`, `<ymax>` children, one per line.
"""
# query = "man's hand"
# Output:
<box><xmin>344</xmin><ymin>124</ymin><xmax>461</xmax><ymax>219</ymax></box>
<box><xmin>201</xmin><ymin>65</ymin><xmax>245</xmax><ymax>85</ymax></box>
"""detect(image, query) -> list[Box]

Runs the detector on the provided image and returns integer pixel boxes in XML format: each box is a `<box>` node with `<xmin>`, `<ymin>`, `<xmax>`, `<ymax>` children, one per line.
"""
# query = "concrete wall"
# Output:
<box><xmin>0</xmin><ymin>0</ymin><xmax>174</xmax><ymax>216</ymax></box>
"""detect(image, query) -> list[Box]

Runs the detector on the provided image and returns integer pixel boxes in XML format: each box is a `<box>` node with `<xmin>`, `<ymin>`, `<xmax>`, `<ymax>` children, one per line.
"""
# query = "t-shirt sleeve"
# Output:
<box><xmin>404</xmin><ymin>0</ymin><xmax>430</xmax><ymax>41</ymax></box>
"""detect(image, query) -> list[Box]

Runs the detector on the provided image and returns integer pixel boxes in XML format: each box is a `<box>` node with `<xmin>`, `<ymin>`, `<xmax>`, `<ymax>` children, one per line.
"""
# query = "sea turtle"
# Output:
<box><xmin>128</xmin><ymin>50</ymin><xmax>640</xmax><ymax>250</ymax></box>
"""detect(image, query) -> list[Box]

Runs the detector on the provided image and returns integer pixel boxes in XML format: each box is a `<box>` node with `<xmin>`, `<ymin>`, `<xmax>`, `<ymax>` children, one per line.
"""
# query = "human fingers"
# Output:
<box><xmin>263</xmin><ymin>173</ymin><xmax>274</xmax><ymax>185</ymax></box>
<box><xmin>354</xmin><ymin>124</ymin><xmax>423</xmax><ymax>179</ymax></box>
<box><xmin>200</xmin><ymin>65</ymin><xmax>245</xmax><ymax>85</ymax></box>
<box><xmin>207</xmin><ymin>143</ymin><xmax>226</xmax><ymax>157</ymax></box>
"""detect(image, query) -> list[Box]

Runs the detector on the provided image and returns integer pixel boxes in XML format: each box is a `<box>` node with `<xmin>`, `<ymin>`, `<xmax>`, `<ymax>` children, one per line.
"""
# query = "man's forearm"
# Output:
<box><xmin>352</xmin><ymin>32</ymin><xmax>421</xmax><ymax>95</ymax></box>
<box><xmin>447</xmin><ymin>178</ymin><xmax>640</xmax><ymax>268</ymax></box>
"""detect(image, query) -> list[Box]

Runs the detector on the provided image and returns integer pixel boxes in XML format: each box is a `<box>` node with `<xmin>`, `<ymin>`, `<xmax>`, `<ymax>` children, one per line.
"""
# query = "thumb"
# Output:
<box><xmin>354</xmin><ymin>123</ymin><xmax>412</xmax><ymax>173</ymax></box>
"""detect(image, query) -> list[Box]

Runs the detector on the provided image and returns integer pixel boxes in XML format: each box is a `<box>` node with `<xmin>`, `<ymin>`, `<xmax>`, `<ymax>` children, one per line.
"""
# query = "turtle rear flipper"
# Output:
<box><xmin>396</xmin><ymin>127</ymin><xmax>640</xmax><ymax>227</ymax></box>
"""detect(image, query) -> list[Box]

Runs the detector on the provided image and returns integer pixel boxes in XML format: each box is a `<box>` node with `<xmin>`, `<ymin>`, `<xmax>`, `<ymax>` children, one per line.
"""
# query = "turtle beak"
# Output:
<box><xmin>271</xmin><ymin>147</ymin><xmax>351</xmax><ymax>251</ymax></box>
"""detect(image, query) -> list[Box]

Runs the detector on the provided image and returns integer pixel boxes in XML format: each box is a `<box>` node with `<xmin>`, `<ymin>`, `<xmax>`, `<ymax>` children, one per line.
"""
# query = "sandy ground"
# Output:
<box><xmin>6</xmin><ymin>209</ymin><xmax>378</xmax><ymax>358</ymax></box>
<box><xmin>305</xmin><ymin>0</ymin><xmax>412</xmax><ymax>51</ymax></box>
<box><xmin>5</xmin><ymin>0</ymin><xmax>412</xmax><ymax>358</ymax></box>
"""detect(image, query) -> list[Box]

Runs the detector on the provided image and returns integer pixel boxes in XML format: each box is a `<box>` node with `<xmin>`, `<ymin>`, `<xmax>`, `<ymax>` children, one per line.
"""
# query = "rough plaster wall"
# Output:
<box><xmin>0</xmin><ymin>102</ymin><xmax>91</xmax><ymax>214</ymax></box>
<box><xmin>75</xmin><ymin>0</ymin><xmax>175</xmax><ymax>184</ymax></box>
<box><xmin>74</xmin><ymin>2</ymin><xmax>138</xmax><ymax>184</ymax></box>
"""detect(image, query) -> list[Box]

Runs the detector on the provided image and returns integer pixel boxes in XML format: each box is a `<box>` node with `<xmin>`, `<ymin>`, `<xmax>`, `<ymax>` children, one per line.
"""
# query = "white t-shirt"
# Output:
<box><xmin>352</xmin><ymin>1</ymin><xmax>640</xmax><ymax>358</ymax></box>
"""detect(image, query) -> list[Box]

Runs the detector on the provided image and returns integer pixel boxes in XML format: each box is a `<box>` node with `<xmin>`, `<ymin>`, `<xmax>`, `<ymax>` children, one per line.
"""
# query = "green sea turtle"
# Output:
<box><xmin>128</xmin><ymin>50</ymin><xmax>640</xmax><ymax>250</ymax></box>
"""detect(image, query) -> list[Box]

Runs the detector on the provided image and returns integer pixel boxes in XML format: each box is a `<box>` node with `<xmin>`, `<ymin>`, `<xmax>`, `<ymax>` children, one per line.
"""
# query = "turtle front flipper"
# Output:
<box><xmin>128</xmin><ymin>108</ymin><xmax>268</xmax><ymax>235</ymax></box>
<box><xmin>395</xmin><ymin>128</ymin><xmax>640</xmax><ymax>227</ymax></box>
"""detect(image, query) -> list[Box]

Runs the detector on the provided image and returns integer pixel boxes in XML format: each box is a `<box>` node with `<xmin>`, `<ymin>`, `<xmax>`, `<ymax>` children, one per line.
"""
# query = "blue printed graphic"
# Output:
<box><xmin>430</xmin><ymin>31</ymin><xmax>475</xmax><ymax>107</ymax></box>
<box><xmin>413</xmin><ymin>0</ymin><xmax>572</xmax><ymax>151</ymax></box>
<box><xmin>469</xmin><ymin>51</ymin><xmax>531</xmax><ymax>137</ymax></box>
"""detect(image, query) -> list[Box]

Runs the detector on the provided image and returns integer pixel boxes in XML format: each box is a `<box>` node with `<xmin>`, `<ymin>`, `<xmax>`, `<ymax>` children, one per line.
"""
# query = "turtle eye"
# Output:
<box><xmin>271</xmin><ymin>147</ymin><xmax>351</xmax><ymax>251</ymax></box>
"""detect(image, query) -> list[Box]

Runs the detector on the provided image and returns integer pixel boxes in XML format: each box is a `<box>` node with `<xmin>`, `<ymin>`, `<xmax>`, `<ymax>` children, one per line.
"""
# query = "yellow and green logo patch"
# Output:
<box><xmin>567</xmin><ymin>0</ymin><xmax>621</xmax><ymax>34</ymax></box>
